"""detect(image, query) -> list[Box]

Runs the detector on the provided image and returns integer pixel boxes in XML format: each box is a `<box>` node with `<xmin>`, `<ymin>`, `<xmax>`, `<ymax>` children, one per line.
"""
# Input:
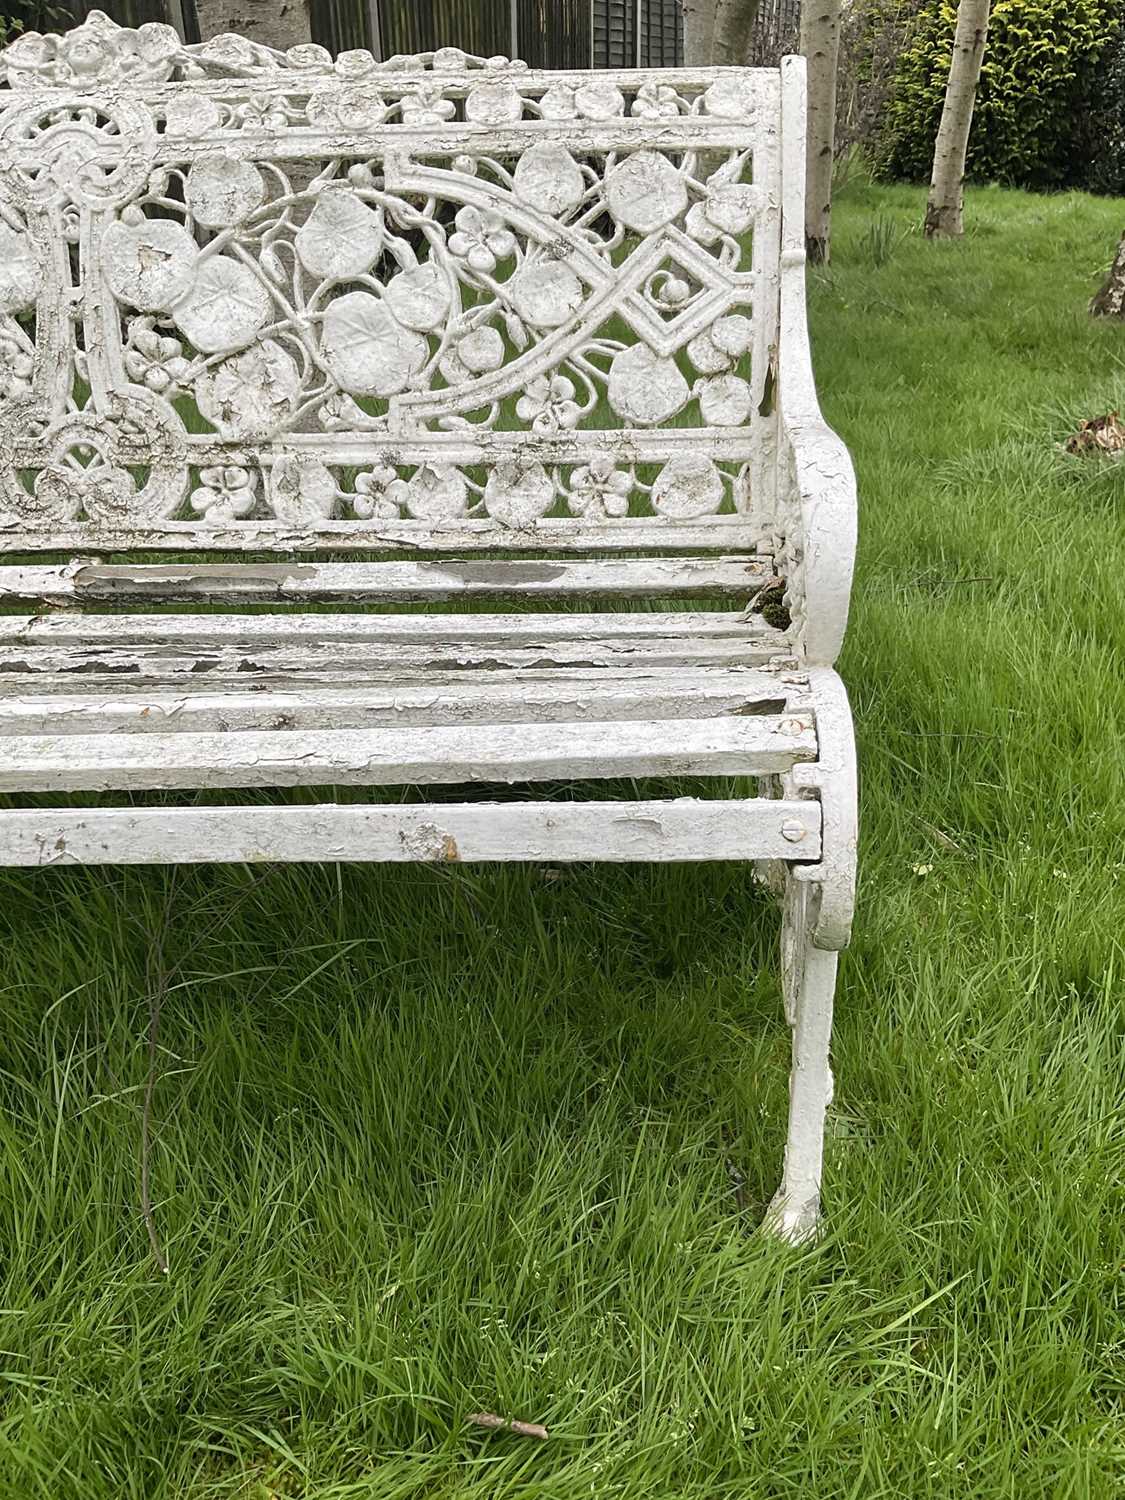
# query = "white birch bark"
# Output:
<box><xmin>800</xmin><ymin>0</ymin><xmax>842</xmax><ymax>264</ymax></box>
<box><xmin>924</xmin><ymin>0</ymin><xmax>991</xmax><ymax>239</ymax></box>
<box><xmin>195</xmin><ymin>0</ymin><xmax>311</xmax><ymax>48</ymax></box>
<box><xmin>681</xmin><ymin>0</ymin><xmax>718</xmax><ymax>64</ymax></box>
<box><xmin>1091</xmin><ymin>233</ymin><xmax>1125</xmax><ymax>317</ymax></box>
<box><xmin>712</xmin><ymin>0</ymin><xmax>759</xmax><ymax>64</ymax></box>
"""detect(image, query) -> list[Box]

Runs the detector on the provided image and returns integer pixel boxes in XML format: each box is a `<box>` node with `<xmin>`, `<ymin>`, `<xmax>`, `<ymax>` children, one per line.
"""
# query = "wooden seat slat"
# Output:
<box><xmin>0</xmin><ymin>798</ymin><xmax>822</xmax><ymax>869</ymax></box>
<box><xmin>0</xmin><ymin>610</ymin><xmax>772</xmax><ymax>647</ymax></box>
<box><xmin>0</xmin><ymin>715</ymin><xmax>817</xmax><ymax>793</ymax></box>
<box><xmin>0</xmin><ymin>558</ymin><xmax>771</xmax><ymax>606</ymax></box>
<box><xmin>0</xmin><ymin>633</ymin><xmax>790</xmax><ymax>682</ymax></box>
<box><xmin>0</xmin><ymin>669</ymin><xmax>797</xmax><ymax>736</ymax></box>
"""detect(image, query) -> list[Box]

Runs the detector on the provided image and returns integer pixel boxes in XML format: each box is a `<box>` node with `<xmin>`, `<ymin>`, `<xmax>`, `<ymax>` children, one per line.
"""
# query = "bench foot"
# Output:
<box><xmin>763</xmin><ymin>878</ymin><xmax>838</xmax><ymax>1245</ymax></box>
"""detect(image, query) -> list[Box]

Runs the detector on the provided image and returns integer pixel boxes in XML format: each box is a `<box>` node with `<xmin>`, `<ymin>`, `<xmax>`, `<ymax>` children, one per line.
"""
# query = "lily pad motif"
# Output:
<box><xmin>163</xmin><ymin>94</ymin><xmax>222</xmax><ymax>136</ymax></box>
<box><xmin>172</xmin><ymin>256</ymin><xmax>272</xmax><ymax>354</ymax></box>
<box><xmin>705</xmin><ymin>184</ymin><xmax>762</xmax><ymax>235</ymax></box>
<box><xmin>195</xmin><ymin>339</ymin><xmax>302</xmax><ymax>438</ymax></box>
<box><xmin>401</xmin><ymin>464</ymin><xmax>468</xmax><ymax>520</ymax></box>
<box><xmin>185</xmin><ymin>156</ymin><xmax>265</xmax><ymax>230</ymax></box>
<box><xmin>103</xmin><ymin>216</ymin><xmax>198</xmax><ymax>312</ymax></box>
<box><xmin>296</xmin><ymin>189</ymin><xmax>383</xmax><ymax>281</ymax></box>
<box><xmin>608</xmin><ymin>344</ymin><xmax>689</xmax><ymax>425</ymax></box>
<box><xmin>513</xmin><ymin>143</ymin><xmax>585</xmax><ymax>217</ymax></box>
<box><xmin>0</xmin><ymin>225</ymin><xmax>43</xmax><ymax>315</ymax></box>
<box><xmin>698</xmin><ymin>374</ymin><xmax>753</xmax><ymax>427</ymax></box>
<box><xmin>465</xmin><ymin>81</ymin><xmax>523</xmax><ymax>123</ymax></box>
<box><xmin>703</xmin><ymin>76</ymin><xmax>758</xmax><ymax>120</ymax></box>
<box><xmin>688</xmin><ymin>313</ymin><xmax>754</xmax><ymax>374</ymax></box>
<box><xmin>321</xmin><ymin>292</ymin><xmax>429</xmax><ymax>397</ymax></box>
<box><xmin>268</xmin><ymin>453</ymin><xmax>337</xmax><ymax>523</ymax></box>
<box><xmin>483</xmin><ymin>462</ymin><xmax>555</xmax><ymax>526</ymax></box>
<box><xmin>458</xmin><ymin>326</ymin><xmax>505</xmax><ymax>372</ymax></box>
<box><xmin>509</xmin><ymin>262</ymin><xmax>584</xmax><ymax>329</ymax></box>
<box><xmin>605</xmin><ymin>152</ymin><xmax>687</xmax><ymax>234</ymax></box>
<box><xmin>383</xmin><ymin>262</ymin><xmax>451</xmax><ymax>332</ymax></box>
<box><xmin>651</xmin><ymin>456</ymin><xmax>726</xmax><ymax>518</ymax></box>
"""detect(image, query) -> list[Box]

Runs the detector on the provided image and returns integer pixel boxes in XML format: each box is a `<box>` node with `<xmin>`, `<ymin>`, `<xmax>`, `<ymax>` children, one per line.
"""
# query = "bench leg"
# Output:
<box><xmin>765</xmin><ymin>878</ymin><xmax>838</xmax><ymax>1244</ymax></box>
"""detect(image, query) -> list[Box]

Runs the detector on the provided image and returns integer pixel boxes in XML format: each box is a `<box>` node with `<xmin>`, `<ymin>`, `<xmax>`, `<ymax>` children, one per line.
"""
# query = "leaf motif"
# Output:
<box><xmin>509</xmin><ymin>262</ymin><xmax>584</xmax><ymax>329</ymax></box>
<box><xmin>383</xmin><ymin>262</ymin><xmax>451</xmax><ymax>332</ymax></box>
<box><xmin>483</xmin><ymin>461</ymin><xmax>555</xmax><ymax>525</ymax></box>
<box><xmin>103</xmin><ymin>218</ymin><xmax>199</xmax><ymax>313</ymax></box>
<box><xmin>172</xmin><ymin>256</ymin><xmax>272</xmax><ymax>353</ymax></box>
<box><xmin>605</xmin><ymin>152</ymin><xmax>688</xmax><ymax>233</ymax></box>
<box><xmin>0</xmin><ymin>225</ymin><xmax>43</xmax><ymax>315</ymax></box>
<box><xmin>465</xmin><ymin>81</ymin><xmax>523</xmax><ymax>124</ymax></box>
<box><xmin>195</xmin><ymin>339</ymin><xmax>302</xmax><ymax>439</ymax></box>
<box><xmin>697</xmin><ymin>374</ymin><xmax>752</xmax><ymax>427</ymax></box>
<box><xmin>320</xmin><ymin>291</ymin><xmax>428</xmax><ymax>397</ymax></box>
<box><xmin>402</xmin><ymin>464</ymin><xmax>468</xmax><ymax>520</ymax></box>
<box><xmin>650</xmin><ymin>456</ymin><xmax>725</xmax><ymax>518</ymax></box>
<box><xmin>513</xmin><ymin>143</ymin><xmax>585</xmax><ymax>217</ymax></box>
<box><xmin>268</xmin><ymin>453</ymin><xmax>337</xmax><ymax>523</ymax></box>
<box><xmin>607</xmin><ymin>345</ymin><xmax>689</xmax><ymax>426</ymax></box>
<box><xmin>185</xmin><ymin>156</ymin><xmax>265</xmax><ymax>229</ymax></box>
<box><xmin>296</xmin><ymin>189</ymin><xmax>384</xmax><ymax>281</ymax></box>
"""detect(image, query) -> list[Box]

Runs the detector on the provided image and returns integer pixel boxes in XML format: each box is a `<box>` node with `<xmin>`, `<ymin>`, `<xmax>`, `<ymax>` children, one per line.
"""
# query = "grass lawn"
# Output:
<box><xmin>0</xmin><ymin>182</ymin><xmax>1122</xmax><ymax>1498</ymax></box>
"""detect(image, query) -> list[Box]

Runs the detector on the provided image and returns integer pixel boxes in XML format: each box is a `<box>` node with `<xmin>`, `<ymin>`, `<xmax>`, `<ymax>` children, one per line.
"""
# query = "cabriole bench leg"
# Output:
<box><xmin>765</xmin><ymin>878</ymin><xmax>838</xmax><ymax>1244</ymax></box>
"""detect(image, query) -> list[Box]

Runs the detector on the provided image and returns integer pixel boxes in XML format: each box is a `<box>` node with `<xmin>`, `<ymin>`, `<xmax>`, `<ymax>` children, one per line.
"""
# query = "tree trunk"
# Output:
<box><xmin>924</xmin><ymin>0</ymin><xmax>990</xmax><ymax>239</ymax></box>
<box><xmin>194</xmin><ymin>0</ymin><xmax>311</xmax><ymax>49</ymax></box>
<box><xmin>1091</xmin><ymin>233</ymin><xmax>1125</xmax><ymax>317</ymax></box>
<box><xmin>800</xmin><ymin>0</ymin><xmax>842</xmax><ymax>264</ymax></box>
<box><xmin>712</xmin><ymin>0</ymin><xmax>759</xmax><ymax>64</ymax></box>
<box><xmin>681</xmin><ymin>0</ymin><xmax>718</xmax><ymax>65</ymax></box>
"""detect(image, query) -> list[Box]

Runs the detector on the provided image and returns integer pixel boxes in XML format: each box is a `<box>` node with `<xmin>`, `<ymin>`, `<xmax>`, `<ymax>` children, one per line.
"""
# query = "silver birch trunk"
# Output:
<box><xmin>1090</xmin><ymin>233</ymin><xmax>1125</xmax><ymax>316</ymax></box>
<box><xmin>195</xmin><ymin>0</ymin><xmax>311</xmax><ymax>48</ymax></box>
<box><xmin>681</xmin><ymin>0</ymin><xmax>718</xmax><ymax>64</ymax></box>
<box><xmin>924</xmin><ymin>0</ymin><xmax>990</xmax><ymax>239</ymax></box>
<box><xmin>712</xmin><ymin>0</ymin><xmax>759</xmax><ymax>64</ymax></box>
<box><xmin>800</xmin><ymin>0</ymin><xmax>841</xmax><ymax>264</ymax></box>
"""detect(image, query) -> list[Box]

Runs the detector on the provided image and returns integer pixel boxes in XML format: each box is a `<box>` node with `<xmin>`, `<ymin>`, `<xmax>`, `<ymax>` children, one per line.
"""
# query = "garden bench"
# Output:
<box><xmin>0</xmin><ymin>13</ymin><xmax>857</xmax><ymax>1241</ymax></box>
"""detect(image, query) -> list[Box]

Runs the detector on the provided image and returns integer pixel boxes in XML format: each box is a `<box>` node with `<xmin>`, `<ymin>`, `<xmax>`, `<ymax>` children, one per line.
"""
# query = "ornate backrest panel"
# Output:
<box><xmin>0</xmin><ymin>12</ymin><xmax>780</xmax><ymax>553</ymax></box>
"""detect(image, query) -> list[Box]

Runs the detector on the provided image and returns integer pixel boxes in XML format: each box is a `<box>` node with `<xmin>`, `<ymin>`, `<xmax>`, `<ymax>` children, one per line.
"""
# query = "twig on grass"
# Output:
<box><xmin>466</xmin><ymin>1413</ymin><xmax>549</xmax><ymax>1441</ymax></box>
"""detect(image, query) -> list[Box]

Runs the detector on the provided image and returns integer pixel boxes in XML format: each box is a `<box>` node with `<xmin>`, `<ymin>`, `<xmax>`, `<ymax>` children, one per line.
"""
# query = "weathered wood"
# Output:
<box><xmin>0</xmin><ymin>714</ymin><xmax>816</xmax><ymax>791</ymax></box>
<box><xmin>0</xmin><ymin>632</ymin><xmax>787</xmax><ymax>681</ymax></box>
<box><xmin>0</xmin><ymin>558</ymin><xmax>770</xmax><ymax>605</ymax></box>
<box><xmin>0</xmin><ymin>670</ymin><xmax>797</xmax><ymax>734</ymax></box>
<box><xmin>0</xmin><ymin>797</ymin><xmax>822</xmax><ymax>867</ymax></box>
<box><xmin>0</xmin><ymin>609</ymin><xmax>768</xmax><ymax>647</ymax></box>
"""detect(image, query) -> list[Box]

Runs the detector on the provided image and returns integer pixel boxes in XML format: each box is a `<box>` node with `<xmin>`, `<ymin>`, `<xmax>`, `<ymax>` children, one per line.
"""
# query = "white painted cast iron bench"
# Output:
<box><xmin>0</xmin><ymin>13</ymin><xmax>857</xmax><ymax>1240</ymax></box>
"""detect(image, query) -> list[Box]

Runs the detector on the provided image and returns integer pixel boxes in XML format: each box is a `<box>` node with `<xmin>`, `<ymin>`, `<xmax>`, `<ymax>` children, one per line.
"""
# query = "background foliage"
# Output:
<box><xmin>859</xmin><ymin>0</ymin><xmax>1124</xmax><ymax>191</ymax></box>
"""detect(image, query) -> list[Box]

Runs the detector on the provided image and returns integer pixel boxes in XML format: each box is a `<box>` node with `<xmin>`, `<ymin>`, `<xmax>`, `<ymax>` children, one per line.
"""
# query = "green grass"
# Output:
<box><xmin>0</xmin><ymin>183</ymin><xmax>1123</xmax><ymax>1498</ymax></box>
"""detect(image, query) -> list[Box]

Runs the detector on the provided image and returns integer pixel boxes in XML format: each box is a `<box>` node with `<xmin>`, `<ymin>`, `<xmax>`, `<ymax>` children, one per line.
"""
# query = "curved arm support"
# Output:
<box><xmin>777</xmin><ymin>56</ymin><xmax>857</xmax><ymax>668</ymax></box>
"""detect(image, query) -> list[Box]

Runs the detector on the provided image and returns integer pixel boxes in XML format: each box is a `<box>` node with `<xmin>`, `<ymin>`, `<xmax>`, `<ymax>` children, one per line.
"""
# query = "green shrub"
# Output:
<box><xmin>875</xmin><ymin>0</ymin><xmax>1122</xmax><ymax>190</ymax></box>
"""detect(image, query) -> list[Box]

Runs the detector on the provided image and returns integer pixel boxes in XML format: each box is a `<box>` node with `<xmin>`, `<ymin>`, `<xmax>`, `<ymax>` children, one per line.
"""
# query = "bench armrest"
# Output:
<box><xmin>777</xmin><ymin>56</ymin><xmax>857</xmax><ymax>667</ymax></box>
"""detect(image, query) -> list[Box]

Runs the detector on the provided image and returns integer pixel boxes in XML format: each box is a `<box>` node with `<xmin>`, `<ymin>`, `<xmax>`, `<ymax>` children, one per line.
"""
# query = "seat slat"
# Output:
<box><xmin>0</xmin><ymin>669</ymin><xmax>797</xmax><ymax>735</ymax></box>
<box><xmin>0</xmin><ymin>634</ymin><xmax>786</xmax><ymax>681</ymax></box>
<box><xmin>0</xmin><ymin>556</ymin><xmax>770</xmax><ymax>605</ymax></box>
<box><xmin>0</xmin><ymin>798</ymin><xmax>822</xmax><ymax>868</ymax></box>
<box><xmin>0</xmin><ymin>716</ymin><xmax>816</xmax><ymax>792</ymax></box>
<box><xmin>0</xmin><ymin>610</ymin><xmax>763</xmax><ymax>646</ymax></box>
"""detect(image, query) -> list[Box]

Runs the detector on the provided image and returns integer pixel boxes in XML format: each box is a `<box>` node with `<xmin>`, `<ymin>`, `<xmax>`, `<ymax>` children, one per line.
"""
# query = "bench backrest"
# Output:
<box><xmin>0</xmin><ymin>12</ymin><xmax>791</xmax><ymax>561</ymax></box>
